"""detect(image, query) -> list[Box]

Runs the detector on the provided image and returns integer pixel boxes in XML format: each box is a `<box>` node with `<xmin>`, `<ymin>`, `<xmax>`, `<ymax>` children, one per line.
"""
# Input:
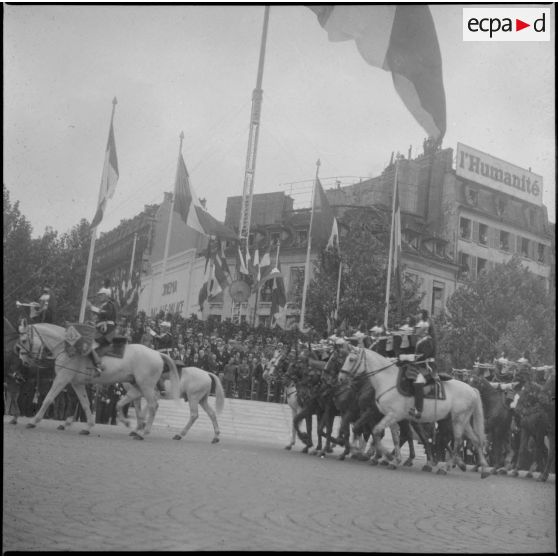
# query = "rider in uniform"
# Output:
<box><xmin>407</xmin><ymin>310</ymin><xmax>437</xmax><ymax>420</ymax></box>
<box><xmin>88</xmin><ymin>281</ymin><xmax>118</xmax><ymax>376</ymax></box>
<box><xmin>153</xmin><ymin>321</ymin><xmax>173</xmax><ymax>394</ymax></box>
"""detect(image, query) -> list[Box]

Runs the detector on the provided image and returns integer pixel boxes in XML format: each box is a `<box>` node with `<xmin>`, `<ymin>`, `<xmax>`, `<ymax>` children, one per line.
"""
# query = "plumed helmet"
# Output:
<box><xmin>160</xmin><ymin>321</ymin><xmax>171</xmax><ymax>328</ymax></box>
<box><xmin>97</xmin><ymin>287</ymin><xmax>112</xmax><ymax>297</ymax></box>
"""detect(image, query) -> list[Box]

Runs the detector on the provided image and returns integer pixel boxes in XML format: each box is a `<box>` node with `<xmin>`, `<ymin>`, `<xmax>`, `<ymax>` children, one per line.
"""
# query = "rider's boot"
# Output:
<box><xmin>409</xmin><ymin>382</ymin><xmax>424</xmax><ymax>420</ymax></box>
<box><xmin>90</xmin><ymin>349</ymin><xmax>104</xmax><ymax>377</ymax></box>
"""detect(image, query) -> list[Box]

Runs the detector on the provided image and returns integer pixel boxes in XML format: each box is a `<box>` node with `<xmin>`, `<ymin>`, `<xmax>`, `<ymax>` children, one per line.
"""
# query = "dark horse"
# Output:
<box><xmin>466</xmin><ymin>375</ymin><xmax>514</xmax><ymax>473</ymax></box>
<box><xmin>513</xmin><ymin>370</ymin><xmax>555</xmax><ymax>481</ymax></box>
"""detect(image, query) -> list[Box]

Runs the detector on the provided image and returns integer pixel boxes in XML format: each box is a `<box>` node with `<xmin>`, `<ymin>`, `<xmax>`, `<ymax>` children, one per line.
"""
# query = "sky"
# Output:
<box><xmin>4</xmin><ymin>3</ymin><xmax>555</xmax><ymax>239</ymax></box>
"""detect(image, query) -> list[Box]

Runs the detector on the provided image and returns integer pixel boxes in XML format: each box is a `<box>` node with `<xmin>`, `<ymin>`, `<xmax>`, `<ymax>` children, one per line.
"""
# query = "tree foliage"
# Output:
<box><xmin>436</xmin><ymin>256</ymin><xmax>555</xmax><ymax>368</ymax></box>
<box><xmin>3</xmin><ymin>186</ymin><xmax>92</xmax><ymax>326</ymax></box>
<box><xmin>305</xmin><ymin>207</ymin><xmax>423</xmax><ymax>334</ymax></box>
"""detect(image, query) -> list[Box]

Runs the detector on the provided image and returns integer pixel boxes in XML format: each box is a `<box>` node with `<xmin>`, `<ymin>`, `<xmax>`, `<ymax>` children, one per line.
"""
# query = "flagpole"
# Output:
<box><xmin>334</xmin><ymin>259</ymin><xmax>342</xmax><ymax>321</ymax></box>
<box><xmin>128</xmin><ymin>233</ymin><xmax>138</xmax><ymax>285</ymax></box>
<box><xmin>383</xmin><ymin>159</ymin><xmax>399</xmax><ymax>329</ymax></box>
<box><xmin>79</xmin><ymin>97</ymin><xmax>117</xmax><ymax>323</ymax></box>
<box><xmin>299</xmin><ymin>159</ymin><xmax>320</xmax><ymax>331</ymax></box>
<box><xmin>158</xmin><ymin>131</ymin><xmax>184</xmax><ymax>312</ymax></box>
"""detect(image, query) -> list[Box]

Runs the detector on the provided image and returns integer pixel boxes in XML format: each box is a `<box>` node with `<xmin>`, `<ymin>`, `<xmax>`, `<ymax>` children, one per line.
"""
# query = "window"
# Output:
<box><xmin>520</xmin><ymin>237</ymin><xmax>530</xmax><ymax>258</ymax></box>
<box><xmin>296</xmin><ymin>229</ymin><xmax>308</xmax><ymax>246</ymax></box>
<box><xmin>260</xmin><ymin>281</ymin><xmax>273</xmax><ymax>302</ymax></box>
<box><xmin>458</xmin><ymin>252</ymin><xmax>470</xmax><ymax>279</ymax></box>
<box><xmin>459</xmin><ymin>217</ymin><xmax>471</xmax><ymax>240</ymax></box>
<box><xmin>288</xmin><ymin>267</ymin><xmax>305</xmax><ymax>300</ymax></box>
<box><xmin>270</xmin><ymin>232</ymin><xmax>280</xmax><ymax>246</ymax></box>
<box><xmin>431</xmin><ymin>281</ymin><xmax>445</xmax><ymax>317</ymax></box>
<box><xmin>433</xmin><ymin>240</ymin><xmax>445</xmax><ymax>257</ymax></box>
<box><xmin>499</xmin><ymin>231</ymin><xmax>510</xmax><ymax>251</ymax></box>
<box><xmin>404</xmin><ymin>230</ymin><xmax>420</xmax><ymax>250</ymax></box>
<box><xmin>537</xmin><ymin>243</ymin><xmax>546</xmax><ymax>264</ymax></box>
<box><xmin>479</xmin><ymin>224</ymin><xmax>488</xmax><ymax>246</ymax></box>
<box><xmin>477</xmin><ymin>257</ymin><xmax>487</xmax><ymax>275</ymax></box>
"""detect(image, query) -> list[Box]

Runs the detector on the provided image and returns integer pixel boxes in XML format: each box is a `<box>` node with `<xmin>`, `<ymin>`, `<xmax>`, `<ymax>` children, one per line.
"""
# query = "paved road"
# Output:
<box><xmin>3</xmin><ymin>417</ymin><xmax>555</xmax><ymax>554</ymax></box>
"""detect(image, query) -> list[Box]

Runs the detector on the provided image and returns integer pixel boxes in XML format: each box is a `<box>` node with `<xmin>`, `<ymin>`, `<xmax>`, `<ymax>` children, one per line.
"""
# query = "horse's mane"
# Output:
<box><xmin>4</xmin><ymin>316</ymin><xmax>16</xmax><ymax>335</ymax></box>
<box><xmin>30</xmin><ymin>323</ymin><xmax>66</xmax><ymax>352</ymax></box>
<box><xmin>362</xmin><ymin>347</ymin><xmax>395</xmax><ymax>371</ymax></box>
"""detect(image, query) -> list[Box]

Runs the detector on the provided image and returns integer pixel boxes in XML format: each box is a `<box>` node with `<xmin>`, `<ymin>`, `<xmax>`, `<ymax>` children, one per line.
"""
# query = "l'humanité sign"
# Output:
<box><xmin>456</xmin><ymin>143</ymin><xmax>543</xmax><ymax>206</ymax></box>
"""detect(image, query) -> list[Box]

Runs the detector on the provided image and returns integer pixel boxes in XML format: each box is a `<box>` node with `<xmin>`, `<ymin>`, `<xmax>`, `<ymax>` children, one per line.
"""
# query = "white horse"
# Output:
<box><xmin>17</xmin><ymin>323</ymin><xmax>180</xmax><ymax>439</ymax></box>
<box><xmin>340</xmin><ymin>347</ymin><xmax>490</xmax><ymax>478</ymax></box>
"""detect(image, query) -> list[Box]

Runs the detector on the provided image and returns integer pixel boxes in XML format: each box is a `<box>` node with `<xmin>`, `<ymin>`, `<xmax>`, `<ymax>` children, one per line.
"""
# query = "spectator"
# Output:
<box><xmin>4</xmin><ymin>351</ymin><xmax>26</xmax><ymax>424</ymax></box>
<box><xmin>222</xmin><ymin>357</ymin><xmax>238</xmax><ymax>398</ymax></box>
<box><xmin>237</xmin><ymin>357</ymin><xmax>251</xmax><ymax>399</ymax></box>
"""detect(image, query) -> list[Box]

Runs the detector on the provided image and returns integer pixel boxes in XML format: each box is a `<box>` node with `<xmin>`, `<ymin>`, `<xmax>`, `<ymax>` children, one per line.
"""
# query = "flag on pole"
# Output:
<box><xmin>91</xmin><ymin>120</ymin><xmax>119</xmax><ymax>229</ymax></box>
<box><xmin>174</xmin><ymin>153</ymin><xmax>236</xmax><ymax>240</ymax></box>
<box><xmin>309</xmin><ymin>5</ymin><xmax>446</xmax><ymax>143</ymax></box>
<box><xmin>268</xmin><ymin>266</ymin><xmax>287</xmax><ymax>328</ymax></box>
<box><xmin>392</xmin><ymin>180</ymin><xmax>402</xmax><ymax>303</ymax></box>
<box><xmin>310</xmin><ymin>179</ymin><xmax>339</xmax><ymax>250</ymax></box>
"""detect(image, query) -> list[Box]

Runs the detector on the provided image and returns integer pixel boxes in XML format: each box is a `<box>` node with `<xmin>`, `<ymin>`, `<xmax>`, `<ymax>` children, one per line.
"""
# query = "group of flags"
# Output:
<box><xmin>89</xmin><ymin>4</ymin><xmax>444</xmax><ymax>325</ymax></box>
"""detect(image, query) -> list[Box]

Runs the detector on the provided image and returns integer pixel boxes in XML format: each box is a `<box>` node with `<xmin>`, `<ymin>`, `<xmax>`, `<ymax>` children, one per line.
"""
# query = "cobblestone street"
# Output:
<box><xmin>3</xmin><ymin>416</ymin><xmax>555</xmax><ymax>554</ymax></box>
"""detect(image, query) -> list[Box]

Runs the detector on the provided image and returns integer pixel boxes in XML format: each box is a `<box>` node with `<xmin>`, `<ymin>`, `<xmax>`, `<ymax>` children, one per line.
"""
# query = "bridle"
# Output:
<box><xmin>341</xmin><ymin>348</ymin><xmax>398</xmax><ymax>403</ymax></box>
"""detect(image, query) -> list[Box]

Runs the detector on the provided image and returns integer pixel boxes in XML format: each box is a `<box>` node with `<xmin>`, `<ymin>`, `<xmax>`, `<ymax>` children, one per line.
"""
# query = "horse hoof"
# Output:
<box><xmin>422</xmin><ymin>464</ymin><xmax>433</xmax><ymax>473</ymax></box>
<box><xmin>79</xmin><ymin>430</ymin><xmax>90</xmax><ymax>436</ymax></box>
<box><xmin>301</xmin><ymin>447</ymin><xmax>309</xmax><ymax>454</ymax></box>
<box><xmin>284</xmin><ymin>445</ymin><xmax>292</xmax><ymax>451</ymax></box>
<box><xmin>129</xmin><ymin>431</ymin><xmax>138</xmax><ymax>437</ymax></box>
<box><xmin>526</xmin><ymin>472</ymin><xmax>533</xmax><ymax>479</ymax></box>
<box><xmin>57</xmin><ymin>425</ymin><xmax>65</xmax><ymax>431</ymax></box>
<box><xmin>511</xmin><ymin>470</ymin><xmax>519</xmax><ymax>477</ymax></box>
<box><xmin>481</xmin><ymin>471</ymin><xmax>490</xmax><ymax>479</ymax></box>
<box><xmin>436</xmin><ymin>469</ymin><xmax>447</xmax><ymax>476</ymax></box>
<box><xmin>498</xmin><ymin>468</ymin><xmax>508</xmax><ymax>476</ymax></box>
<box><xmin>172</xmin><ymin>435</ymin><xmax>182</xmax><ymax>441</ymax></box>
<box><xmin>211</xmin><ymin>437</ymin><xmax>219</xmax><ymax>444</ymax></box>
<box><xmin>133</xmin><ymin>434</ymin><xmax>144</xmax><ymax>441</ymax></box>
<box><xmin>369</xmin><ymin>459</ymin><xmax>379</xmax><ymax>466</ymax></box>
<box><xmin>9</xmin><ymin>419</ymin><xmax>17</xmax><ymax>425</ymax></box>
<box><xmin>458</xmin><ymin>463</ymin><xmax>467</xmax><ymax>472</ymax></box>
<box><xmin>490</xmin><ymin>468</ymin><xmax>498</xmax><ymax>475</ymax></box>
<box><xmin>379</xmin><ymin>460</ymin><xmax>390</xmax><ymax>467</ymax></box>
<box><xmin>26</xmin><ymin>423</ymin><xmax>36</xmax><ymax>429</ymax></box>
<box><xmin>403</xmin><ymin>459</ymin><xmax>413</xmax><ymax>467</ymax></box>
<box><xmin>537</xmin><ymin>475</ymin><xmax>547</xmax><ymax>483</ymax></box>
<box><xmin>338</xmin><ymin>454</ymin><xmax>346</xmax><ymax>461</ymax></box>
<box><xmin>388</xmin><ymin>463</ymin><xmax>397</xmax><ymax>470</ymax></box>
<box><xmin>326</xmin><ymin>447</ymin><xmax>334</xmax><ymax>454</ymax></box>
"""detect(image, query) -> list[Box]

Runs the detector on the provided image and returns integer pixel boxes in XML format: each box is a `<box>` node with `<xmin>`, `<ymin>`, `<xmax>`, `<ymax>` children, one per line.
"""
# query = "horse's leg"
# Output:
<box><xmin>136</xmin><ymin>386</ymin><xmax>159</xmax><ymax>438</ymax></box>
<box><xmin>199</xmin><ymin>395</ymin><xmax>220</xmax><ymax>443</ymax></box>
<box><xmin>69</xmin><ymin>383</ymin><xmax>96</xmax><ymax>435</ymax></box>
<box><xmin>371</xmin><ymin>413</ymin><xmax>399</xmax><ymax>467</ymax></box>
<box><xmin>285</xmin><ymin>403</ymin><xmax>297</xmax><ymax>450</ymax></box>
<box><xmin>400</xmin><ymin>421</ymin><xmax>415</xmax><ymax>466</ymax></box>
<box><xmin>27</xmin><ymin>373</ymin><xmax>72</xmax><ymax>428</ymax></box>
<box><xmin>173</xmin><ymin>397</ymin><xmax>199</xmax><ymax>441</ymax></box>
<box><xmin>462</xmin><ymin>416</ymin><xmax>490</xmax><ymax>479</ymax></box>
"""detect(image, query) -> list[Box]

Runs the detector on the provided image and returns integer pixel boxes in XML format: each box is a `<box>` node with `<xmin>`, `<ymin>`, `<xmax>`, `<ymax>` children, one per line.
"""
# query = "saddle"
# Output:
<box><xmin>396</xmin><ymin>365</ymin><xmax>451</xmax><ymax>400</ymax></box>
<box><xmin>96</xmin><ymin>336</ymin><xmax>128</xmax><ymax>359</ymax></box>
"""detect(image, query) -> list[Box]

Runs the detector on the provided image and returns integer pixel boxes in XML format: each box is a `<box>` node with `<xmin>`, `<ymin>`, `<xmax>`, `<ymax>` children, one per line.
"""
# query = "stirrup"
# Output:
<box><xmin>409</xmin><ymin>407</ymin><xmax>422</xmax><ymax>420</ymax></box>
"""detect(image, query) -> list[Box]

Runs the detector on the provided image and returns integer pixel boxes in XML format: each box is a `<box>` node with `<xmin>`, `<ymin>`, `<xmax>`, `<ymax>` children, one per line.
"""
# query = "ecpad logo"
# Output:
<box><xmin>463</xmin><ymin>8</ymin><xmax>550</xmax><ymax>41</ymax></box>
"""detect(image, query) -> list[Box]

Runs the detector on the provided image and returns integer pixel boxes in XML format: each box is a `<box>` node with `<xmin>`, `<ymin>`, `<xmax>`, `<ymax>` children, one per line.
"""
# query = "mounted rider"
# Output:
<box><xmin>32</xmin><ymin>285</ymin><xmax>57</xmax><ymax>324</ymax></box>
<box><xmin>88</xmin><ymin>280</ymin><xmax>118</xmax><ymax>376</ymax></box>
<box><xmin>153</xmin><ymin>321</ymin><xmax>174</xmax><ymax>395</ymax></box>
<box><xmin>406</xmin><ymin>309</ymin><xmax>438</xmax><ymax>420</ymax></box>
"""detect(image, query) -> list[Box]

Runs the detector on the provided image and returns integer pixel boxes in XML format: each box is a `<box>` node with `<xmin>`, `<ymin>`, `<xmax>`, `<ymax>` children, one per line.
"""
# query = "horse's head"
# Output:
<box><xmin>338</xmin><ymin>346</ymin><xmax>363</xmax><ymax>382</ymax></box>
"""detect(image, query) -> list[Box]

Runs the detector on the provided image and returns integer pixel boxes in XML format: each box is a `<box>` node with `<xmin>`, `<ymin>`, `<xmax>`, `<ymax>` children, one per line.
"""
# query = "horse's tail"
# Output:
<box><xmin>471</xmin><ymin>387</ymin><xmax>486</xmax><ymax>448</ymax></box>
<box><xmin>160</xmin><ymin>353</ymin><xmax>181</xmax><ymax>403</ymax></box>
<box><xmin>207</xmin><ymin>371</ymin><xmax>225</xmax><ymax>414</ymax></box>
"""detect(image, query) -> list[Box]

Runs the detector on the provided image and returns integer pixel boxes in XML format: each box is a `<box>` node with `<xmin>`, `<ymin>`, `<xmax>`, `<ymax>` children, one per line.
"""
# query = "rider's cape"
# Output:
<box><xmin>65</xmin><ymin>323</ymin><xmax>96</xmax><ymax>357</ymax></box>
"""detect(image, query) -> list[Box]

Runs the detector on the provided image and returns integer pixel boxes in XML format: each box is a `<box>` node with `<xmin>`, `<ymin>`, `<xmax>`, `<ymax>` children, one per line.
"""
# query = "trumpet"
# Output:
<box><xmin>16</xmin><ymin>301</ymin><xmax>40</xmax><ymax>308</ymax></box>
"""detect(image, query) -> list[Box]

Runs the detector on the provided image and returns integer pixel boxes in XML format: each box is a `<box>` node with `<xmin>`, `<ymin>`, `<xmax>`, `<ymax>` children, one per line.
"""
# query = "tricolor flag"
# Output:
<box><xmin>174</xmin><ymin>153</ymin><xmax>236</xmax><ymax>240</ymax></box>
<box><xmin>309</xmin><ymin>5</ymin><xmax>446</xmax><ymax>143</ymax></box>
<box><xmin>311</xmin><ymin>178</ymin><xmax>339</xmax><ymax>252</ymax></box>
<box><xmin>268</xmin><ymin>265</ymin><xmax>287</xmax><ymax>329</ymax></box>
<box><xmin>91</xmin><ymin>118</ymin><xmax>119</xmax><ymax>229</ymax></box>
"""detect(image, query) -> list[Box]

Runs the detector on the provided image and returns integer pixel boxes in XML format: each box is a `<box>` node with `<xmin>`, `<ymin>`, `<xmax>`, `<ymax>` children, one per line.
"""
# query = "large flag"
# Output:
<box><xmin>198</xmin><ymin>259</ymin><xmax>222</xmax><ymax>311</ymax></box>
<box><xmin>309</xmin><ymin>5</ymin><xmax>446</xmax><ymax>143</ymax></box>
<box><xmin>174</xmin><ymin>153</ymin><xmax>236</xmax><ymax>240</ymax></box>
<box><xmin>91</xmin><ymin>119</ymin><xmax>119</xmax><ymax>229</ymax></box>
<box><xmin>268</xmin><ymin>266</ymin><xmax>287</xmax><ymax>329</ymax></box>
<box><xmin>311</xmin><ymin>179</ymin><xmax>339</xmax><ymax>251</ymax></box>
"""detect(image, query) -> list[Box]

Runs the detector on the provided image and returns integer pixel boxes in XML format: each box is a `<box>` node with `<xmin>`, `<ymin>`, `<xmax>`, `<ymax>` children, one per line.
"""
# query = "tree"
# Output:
<box><xmin>305</xmin><ymin>207</ymin><xmax>423</xmax><ymax>333</ymax></box>
<box><xmin>436</xmin><ymin>256</ymin><xmax>555</xmax><ymax>368</ymax></box>
<box><xmin>3</xmin><ymin>186</ymin><xmax>35</xmax><ymax>325</ymax></box>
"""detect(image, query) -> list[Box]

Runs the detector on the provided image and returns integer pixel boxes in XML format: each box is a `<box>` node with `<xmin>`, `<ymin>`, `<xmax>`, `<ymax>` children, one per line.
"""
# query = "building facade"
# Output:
<box><xmin>99</xmin><ymin>142</ymin><xmax>553</xmax><ymax>326</ymax></box>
